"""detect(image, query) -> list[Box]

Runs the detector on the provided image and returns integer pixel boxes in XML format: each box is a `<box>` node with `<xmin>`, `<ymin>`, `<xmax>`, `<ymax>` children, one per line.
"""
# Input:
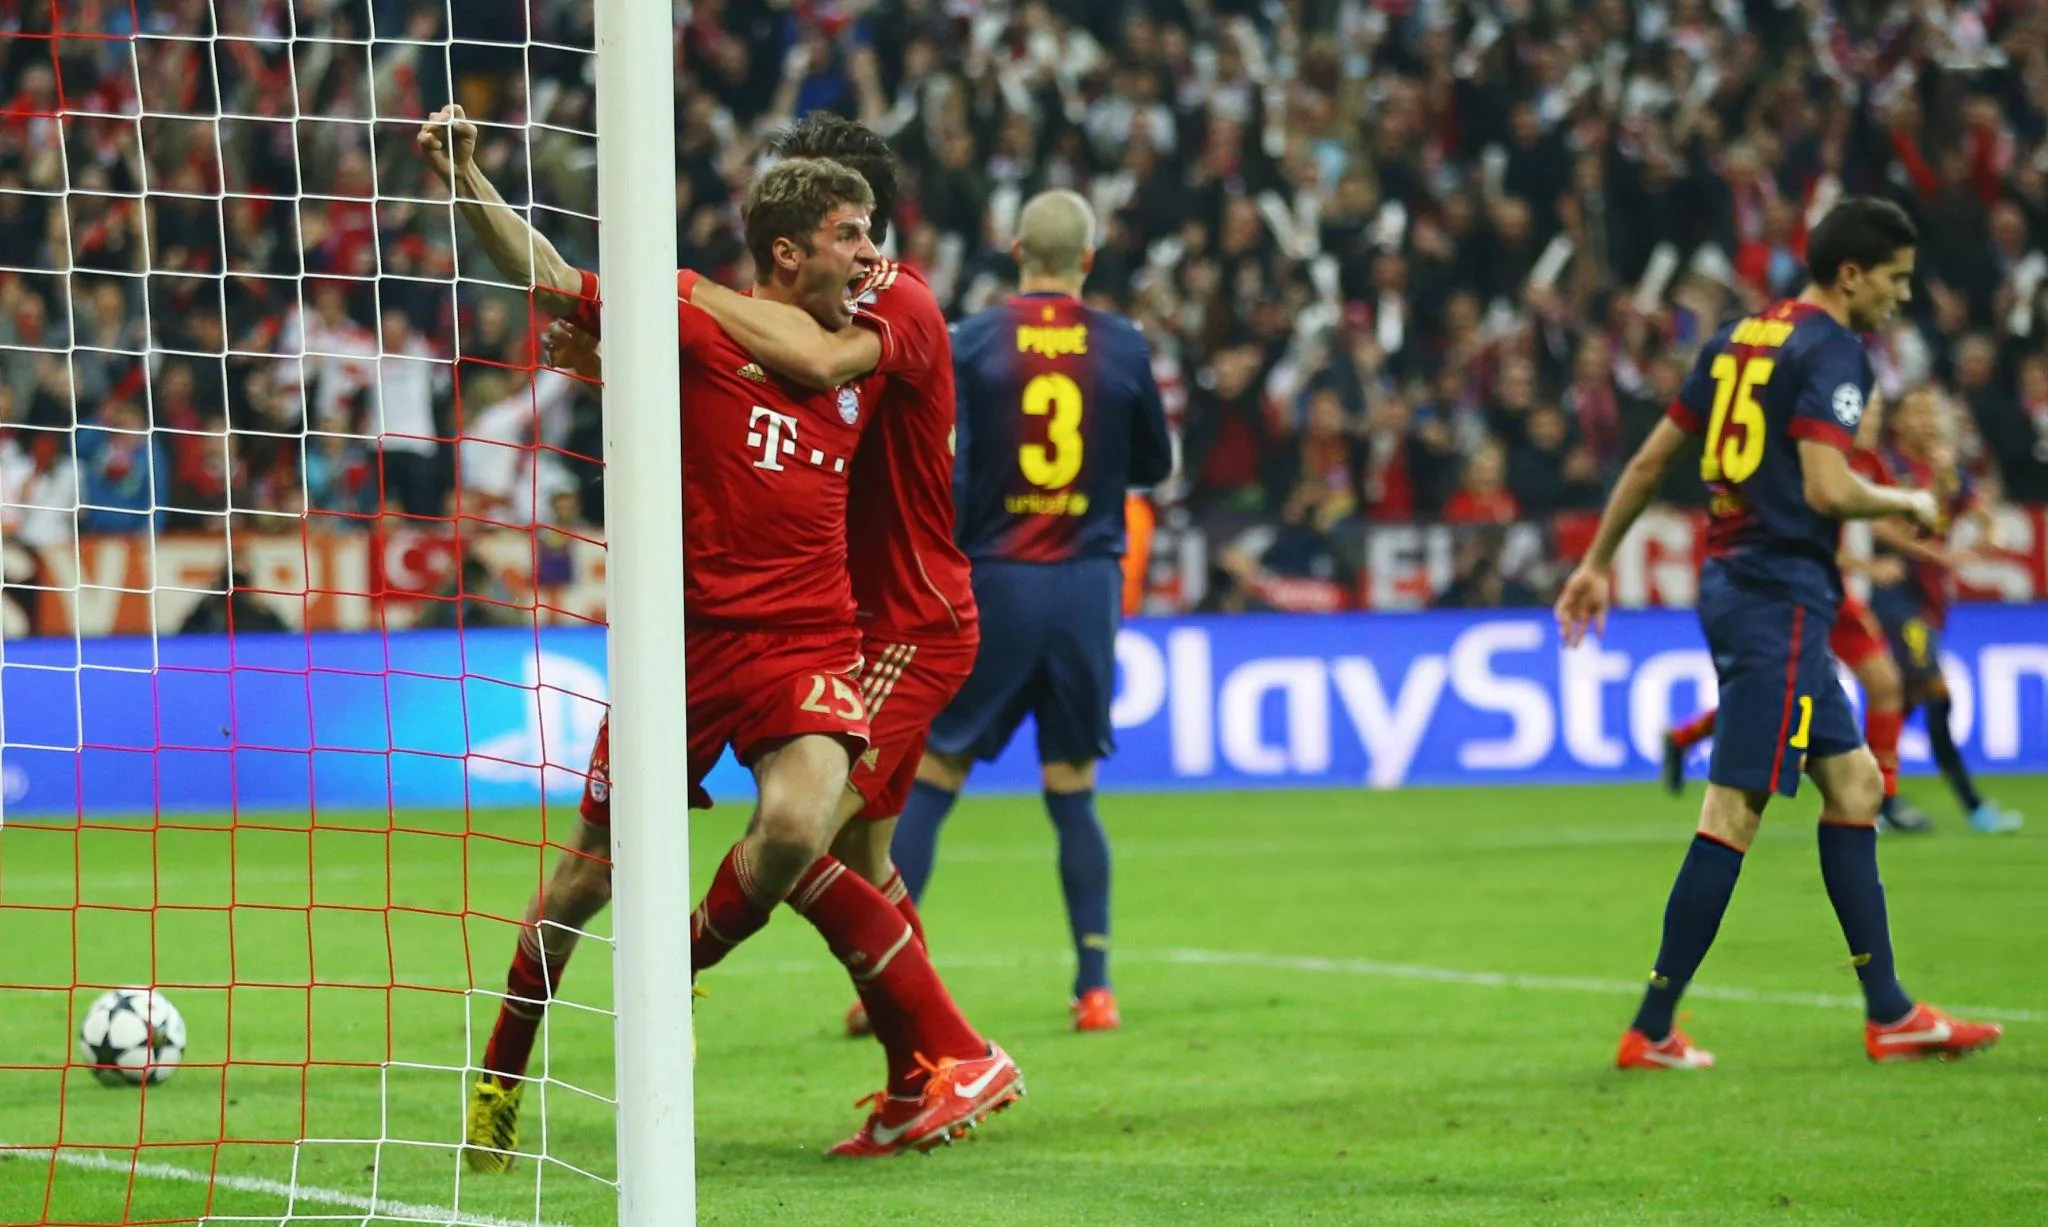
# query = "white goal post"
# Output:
<box><xmin>591</xmin><ymin>0</ymin><xmax>695</xmax><ymax>1220</ymax></box>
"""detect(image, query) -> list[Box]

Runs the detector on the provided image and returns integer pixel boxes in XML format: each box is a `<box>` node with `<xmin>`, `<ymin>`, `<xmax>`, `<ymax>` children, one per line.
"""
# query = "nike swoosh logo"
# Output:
<box><xmin>1639</xmin><ymin>1048</ymin><xmax>1704</xmax><ymax>1069</ymax></box>
<box><xmin>952</xmin><ymin>1061</ymin><xmax>1009</xmax><ymax>1100</ymax></box>
<box><xmin>871</xmin><ymin>1113</ymin><xmax>921</xmax><ymax>1146</ymax></box>
<box><xmin>1877</xmin><ymin>1021</ymin><xmax>1952</xmax><ymax>1045</ymax></box>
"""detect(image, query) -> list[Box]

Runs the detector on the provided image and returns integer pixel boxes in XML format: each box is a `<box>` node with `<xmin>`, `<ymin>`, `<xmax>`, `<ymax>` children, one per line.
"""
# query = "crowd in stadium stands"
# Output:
<box><xmin>1</xmin><ymin>0</ymin><xmax>2047</xmax><ymax>615</ymax></box>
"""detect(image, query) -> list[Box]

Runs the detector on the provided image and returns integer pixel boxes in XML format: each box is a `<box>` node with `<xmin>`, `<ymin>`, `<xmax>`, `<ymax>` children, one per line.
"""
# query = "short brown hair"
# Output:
<box><xmin>742</xmin><ymin>157</ymin><xmax>874</xmax><ymax>274</ymax></box>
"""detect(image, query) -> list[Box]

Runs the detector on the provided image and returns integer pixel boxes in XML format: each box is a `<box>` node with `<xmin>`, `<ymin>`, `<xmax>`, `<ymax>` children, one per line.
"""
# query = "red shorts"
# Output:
<box><xmin>580</xmin><ymin>628</ymin><xmax>870</xmax><ymax>823</ymax></box>
<box><xmin>847</xmin><ymin>630</ymin><xmax>980</xmax><ymax>821</ymax></box>
<box><xmin>1830</xmin><ymin>598</ymin><xmax>1887</xmax><ymax>672</ymax></box>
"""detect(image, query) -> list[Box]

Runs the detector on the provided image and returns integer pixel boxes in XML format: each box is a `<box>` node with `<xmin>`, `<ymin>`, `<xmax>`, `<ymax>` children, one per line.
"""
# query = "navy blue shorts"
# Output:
<box><xmin>1871</xmin><ymin>592</ymin><xmax>1947</xmax><ymax>697</ymax></box>
<box><xmin>927</xmin><ymin>558</ymin><xmax>1121</xmax><ymax>765</ymax></box>
<box><xmin>1698</xmin><ymin>566</ymin><xmax>1861</xmax><ymax>797</ymax></box>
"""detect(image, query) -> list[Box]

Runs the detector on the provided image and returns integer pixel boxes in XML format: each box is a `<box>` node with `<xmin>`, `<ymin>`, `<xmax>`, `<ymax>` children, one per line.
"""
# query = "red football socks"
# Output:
<box><xmin>789</xmin><ymin>856</ymin><xmax>982</xmax><ymax>1095</ymax></box>
<box><xmin>1670</xmin><ymin>709</ymin><xmax>1718</xmax><ymax>750</ymax></box>
<box><xmin>877</xmin><ymin>867</ymin><xmax>927</xmax><ymax>948</ymax></box>
<box><xmin>483</xmin><ymin>927</ymin><xmax>569</xmax><ymax>1084</ymax></box>
<box><xmin>1866</xmin><ymin>707</ymin><xmax>1903</xmax><ymax>798</ymax></box>
<box><xmin>691</xmin><ymin>842</ymin><xmax>776</xmax><ymax>975</ymax></box>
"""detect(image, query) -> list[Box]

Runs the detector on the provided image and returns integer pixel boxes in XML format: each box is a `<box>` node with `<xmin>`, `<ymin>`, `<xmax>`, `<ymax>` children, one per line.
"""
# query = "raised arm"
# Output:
<box><xmin>417</xmin><ymin>105</ymin><xmax>582</xmax><ymax>316</ymax></box>
<box><xmin>688</xmin><ymin>280</ymin><xmax>881</xmax><ymax>391</ymax></box>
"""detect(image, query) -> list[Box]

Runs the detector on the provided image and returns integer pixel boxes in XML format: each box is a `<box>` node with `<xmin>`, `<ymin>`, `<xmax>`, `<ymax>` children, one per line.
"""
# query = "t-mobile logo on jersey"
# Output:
<box><xmin>747</xmin><ymin>406</ymin><xmax>800</xmax><ymax>471</ymax></box>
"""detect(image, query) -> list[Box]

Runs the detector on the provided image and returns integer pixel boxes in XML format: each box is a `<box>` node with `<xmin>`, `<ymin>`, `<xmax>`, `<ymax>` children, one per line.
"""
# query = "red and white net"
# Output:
<box><xmin>0</xmin><ymin>1</ymin><xmax>619</xmax><ymax>1222</ymax></box>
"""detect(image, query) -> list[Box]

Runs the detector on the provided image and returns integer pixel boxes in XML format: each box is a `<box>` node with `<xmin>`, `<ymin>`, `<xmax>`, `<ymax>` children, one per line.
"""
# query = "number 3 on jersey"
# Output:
<box><xmin>1020</xmin><ymin>373</ymin><xmax>1084</xmax><ymax>488</ymax></box>
<box><xmin>1700</xmin><ymin>354</ymin><xmax>1774</xmax><ymax>483</ymax></box>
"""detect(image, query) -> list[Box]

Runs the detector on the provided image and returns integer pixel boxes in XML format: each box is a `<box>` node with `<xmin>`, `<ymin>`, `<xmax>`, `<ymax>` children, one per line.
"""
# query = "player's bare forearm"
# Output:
<box><xmin>691</xmin><ymin>280</ymin><xmax>879</xmax><ymax>390</ymax></box>
<box><xmin>1584</xmin><ymin>418</ymin><xmax>1684</xmax><ymax>569</ymax></box>
<box><xmin>1799</xmin><ymin>442</ymin><xmax>1930</xmax><ymax>523</ymax></box>
<box><xmin>448</xmin><ymin>162</ymin><xmax>581</xmax><ymax>313</ymax></box>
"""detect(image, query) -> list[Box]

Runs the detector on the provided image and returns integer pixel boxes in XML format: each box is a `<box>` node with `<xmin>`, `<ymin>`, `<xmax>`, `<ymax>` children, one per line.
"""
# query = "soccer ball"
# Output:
<box><xmin>77</xmin><ymin>988</ymin><xmax>186</xmax><ymax>1087</ymax></box>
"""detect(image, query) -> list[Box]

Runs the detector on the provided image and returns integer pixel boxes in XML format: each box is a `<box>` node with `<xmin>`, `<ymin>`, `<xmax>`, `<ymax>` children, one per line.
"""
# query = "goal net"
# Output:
<box><xmin>0</xmin><ymin>0</ymin><xmax>683</xmax><ymax>1222</ymax></box>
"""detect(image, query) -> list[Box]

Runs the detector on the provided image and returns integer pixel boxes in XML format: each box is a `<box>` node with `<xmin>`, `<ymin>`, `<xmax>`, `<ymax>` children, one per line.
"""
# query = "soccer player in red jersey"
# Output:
<box><xmin>682</xmin><ymin>114</ymin><xmax>1022</xmax><ymax>1155</ymax></box>
<box><xmin>1662</xmin><ymin>393</ymin><xmax>1927</xmax><ymax>832</ymax></box>
<box><xmin>417</xmin><ymin>109</ymin><xmax>1014</xmax><ymax>1165</ymax></box>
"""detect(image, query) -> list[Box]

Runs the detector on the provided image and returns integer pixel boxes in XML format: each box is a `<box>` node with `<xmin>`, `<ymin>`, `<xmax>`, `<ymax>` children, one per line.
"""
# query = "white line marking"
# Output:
<box><xmin>1156</xmin><ymin>949</ymin><xmax>2047</xmax><ymax>1022</ymax></box>
<box><xmin>0</xmin><ymin>1141</ymin><xmax>575</xmax><ymax>1226</ymax></box>
<box><xmin>700</xmin><ymin>947</ymin><xmax>2047</xmax><ymax>1023</ymax></box>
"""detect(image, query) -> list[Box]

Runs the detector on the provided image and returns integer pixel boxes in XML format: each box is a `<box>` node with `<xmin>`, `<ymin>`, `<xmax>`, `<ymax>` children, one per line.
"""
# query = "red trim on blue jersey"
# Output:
<box><xmin>1665</xmin><ymin>399</ymin><xmax>1703</xmax><ymax>434</ymax></box>
<box><xmin>1770</xmin><ymin>604</ymin><xmax>1807</xmax><ymax>787</ymax></box>
<box><xmin>1787</xmin><ymin>417</ymin><xmax>1854</xmax><ymax>452</ymax></box>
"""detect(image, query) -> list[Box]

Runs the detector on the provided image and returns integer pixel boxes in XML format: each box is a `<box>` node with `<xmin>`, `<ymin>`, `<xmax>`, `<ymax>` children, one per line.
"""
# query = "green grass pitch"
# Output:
<box><xmin>1</xmin><ymin>779</ymin><xmax>2044</xmax><ymax>1226</ymax></box>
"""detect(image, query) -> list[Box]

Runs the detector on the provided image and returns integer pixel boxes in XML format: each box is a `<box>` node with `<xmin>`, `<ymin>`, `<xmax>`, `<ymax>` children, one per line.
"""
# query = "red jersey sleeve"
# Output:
<box><xmin>854</xmin><ymin>262</ymin><xmax>945</xmax><ymax>378</ymax></box>
<box><xmin>567</xmin><ymin>269</ymin><xmax>705</xmax><ymax>352</ymax></box>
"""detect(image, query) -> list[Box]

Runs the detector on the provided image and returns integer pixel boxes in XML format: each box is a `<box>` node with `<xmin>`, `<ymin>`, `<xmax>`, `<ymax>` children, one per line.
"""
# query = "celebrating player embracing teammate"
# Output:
<box><xmin>416</xmin><ymin>106</ymin><xmax>1020</xmax><ymax>1165</ymax></box>
<box><xmin>1556</xmin><ymin>197</ymin><xmax>2004</xmax><ymax>1070</ymax></box>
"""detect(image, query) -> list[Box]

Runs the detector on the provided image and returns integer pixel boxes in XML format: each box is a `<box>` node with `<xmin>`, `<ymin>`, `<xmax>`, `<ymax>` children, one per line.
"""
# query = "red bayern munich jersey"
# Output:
<box><xmin>847</xmin><ymin>260</ymin><xmax>977</xmax><ymax>642</ymax></box>
<box><xmin>573</xmin><ymin>269</ymin><xmax>864</xmax><ymax>631</ymax></box>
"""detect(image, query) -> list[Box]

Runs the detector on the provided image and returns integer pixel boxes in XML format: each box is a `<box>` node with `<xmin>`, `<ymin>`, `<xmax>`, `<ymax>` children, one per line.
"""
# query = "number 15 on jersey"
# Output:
<box><xmin>1701</xmin><ymin>354</ymin><xmax>1774</xmax><ymax>484</ymax></box>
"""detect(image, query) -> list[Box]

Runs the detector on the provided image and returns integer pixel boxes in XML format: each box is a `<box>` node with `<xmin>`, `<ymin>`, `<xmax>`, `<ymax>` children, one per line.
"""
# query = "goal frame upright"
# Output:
<box><xmin>590</xmin><ymin>0</ymin><xmax>694</xmax><ymax>1221</ymax></box>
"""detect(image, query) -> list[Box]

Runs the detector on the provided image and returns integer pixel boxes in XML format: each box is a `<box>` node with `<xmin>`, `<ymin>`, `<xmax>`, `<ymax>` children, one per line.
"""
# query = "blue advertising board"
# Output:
<box><xmin>4</xmin><ymin>607</ymin><xmax>2045</xmax><ymax>817</ymax></box>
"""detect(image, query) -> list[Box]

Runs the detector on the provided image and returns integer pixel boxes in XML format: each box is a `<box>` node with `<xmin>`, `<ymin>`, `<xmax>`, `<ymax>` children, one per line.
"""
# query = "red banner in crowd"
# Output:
<box><xmin>5</xmin><ymin>507</ymin><xmax>2045</xmax><ymax>636</ymax></box>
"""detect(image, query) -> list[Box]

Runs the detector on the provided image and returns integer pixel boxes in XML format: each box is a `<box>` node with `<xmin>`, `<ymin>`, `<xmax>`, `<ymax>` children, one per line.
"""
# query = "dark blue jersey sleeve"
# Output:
<box><xmin>1787</xmin><ymin>327</ymin><xmax>1870</xmax><ymax>453</ymax></box>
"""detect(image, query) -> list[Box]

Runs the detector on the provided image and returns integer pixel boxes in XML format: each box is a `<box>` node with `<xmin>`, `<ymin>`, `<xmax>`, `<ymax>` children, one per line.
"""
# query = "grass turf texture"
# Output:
<box><xmin>0</xmin><ymin>780</ymin><xmax>2043</xmax><ymax>1226</ymax></box>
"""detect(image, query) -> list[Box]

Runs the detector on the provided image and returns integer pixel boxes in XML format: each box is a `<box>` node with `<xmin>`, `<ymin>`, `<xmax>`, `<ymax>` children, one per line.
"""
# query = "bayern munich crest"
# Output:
<box><xmin>837</xmin><ymin>386</ymin><xmax>860</xmax><ymax>424</ymax></box>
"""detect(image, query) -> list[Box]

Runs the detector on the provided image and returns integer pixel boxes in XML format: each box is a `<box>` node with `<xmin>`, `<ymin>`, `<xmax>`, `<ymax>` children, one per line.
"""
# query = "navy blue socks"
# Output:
<box><xmin>1632</xmin><ymin>834</ymin><xmax>1746</xmax><ymax>1040</ymax></box>
<box><xmin>1817</xmin><ymin>822</ymin><xmax>1914</xmax><ymax>1024</ymax></box>
<box><xmin>1044</xmin><ymin>789</ymin><xmax>1112</xmax><ymax>996</ymax></box>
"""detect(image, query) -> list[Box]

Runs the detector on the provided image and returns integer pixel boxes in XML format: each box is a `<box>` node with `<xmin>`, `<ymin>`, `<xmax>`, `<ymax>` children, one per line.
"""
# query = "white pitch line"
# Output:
<box><xmin>1156</xmin><ymin>948</ymin><xmax>2048</xmax><ymax>1023</ymax></box>
<box><xmin>0</xmin><ymin>1142</ymin><xmax>574</xmax><ymax>1227</ymax></box>
<box><xmin>698</xmin><ymin>946</ymin><xmax>2048</xmax><ymax>1024</ymax></box>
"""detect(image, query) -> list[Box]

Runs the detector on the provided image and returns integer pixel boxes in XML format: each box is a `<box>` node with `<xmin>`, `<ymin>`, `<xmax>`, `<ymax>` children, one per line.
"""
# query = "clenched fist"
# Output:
<box><xmin>416</xmin><ymin>104</ymin><xmax>478</xmax><ymax>186</ymax></box>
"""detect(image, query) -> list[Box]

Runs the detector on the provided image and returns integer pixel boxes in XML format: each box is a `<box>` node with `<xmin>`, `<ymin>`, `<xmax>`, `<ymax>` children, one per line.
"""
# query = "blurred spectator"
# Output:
<box><xmin>372</xmin><ymin>309</ymin><xmax>451</xmax><ymax>517</ymax></box>
<box><xmin>75</xmin><ymin>399</ymin><xmax>166</xmax><ymax>534</ymax></box>
<box><xmin>1443</xmin><ymin>442</ymin><xmax>1519</xmax><ymax>526</ymax></box>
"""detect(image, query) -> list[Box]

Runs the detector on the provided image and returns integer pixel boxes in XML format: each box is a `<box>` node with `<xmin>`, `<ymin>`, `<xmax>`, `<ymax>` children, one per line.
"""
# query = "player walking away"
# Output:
<box><xmin>1555</xmin><ymin>197</ymin><xmax>2004</xmax><ymax>1071</ymax></box>
<box><xmin>892</xmin><ymin>190</ymin><xmax>1175</xmax><ymax>1033</ymax></box>
<box><xmin>416</xmin><ymin>109</ymin><xmax>1017</xmax><ymax>1168</ymax></box>
<box><xmin>1867</xmin><ymin>388</ymin><xmax>2023</xmax><ymax>833</ymax></box>
<box><xmin>1661</xmin><ymin>392</ymin><xmax>1933</xmax><ymax>834</ymax></box>
<box><xmin>676</xmin><ymin>113</ymin><xmax>1016</xmax><ymax>1154</ymax></box>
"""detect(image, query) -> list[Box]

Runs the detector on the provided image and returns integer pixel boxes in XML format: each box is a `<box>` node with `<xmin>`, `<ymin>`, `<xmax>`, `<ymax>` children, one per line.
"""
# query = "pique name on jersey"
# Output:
<box><xmin>1017</xmin><ymin>323</ymin><xmax>1088</xmax><ymax>358</ymax></box>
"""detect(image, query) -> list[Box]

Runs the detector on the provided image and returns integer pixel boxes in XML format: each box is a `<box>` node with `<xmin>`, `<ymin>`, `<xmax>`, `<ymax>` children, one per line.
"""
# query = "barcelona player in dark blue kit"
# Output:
<box><xmin>1556</xmin><ymin>198</ymin><xmax>2004</xmax><ymax>1068</ymax></box>
<box><xmin>892</xmin><ymin>190</ymin><xmax>1174</xmax><ymax>1031</ymax></box>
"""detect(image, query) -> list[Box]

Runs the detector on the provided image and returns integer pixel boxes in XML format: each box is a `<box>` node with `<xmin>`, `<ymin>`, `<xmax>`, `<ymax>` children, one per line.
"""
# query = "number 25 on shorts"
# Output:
<box><xmin>1701</xmin><ymin>355</ymin><xmax>1774</xmax><ymax>483</ymax></box>
<box><xmin>801</xmin><ymin>674</ymin><xmax>866</xmax><ymax>720</ymax></box>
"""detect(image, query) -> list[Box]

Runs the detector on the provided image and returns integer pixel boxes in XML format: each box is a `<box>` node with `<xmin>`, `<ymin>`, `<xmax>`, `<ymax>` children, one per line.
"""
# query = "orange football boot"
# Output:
<box><xmin>1071</xmin><ymin>987</ymin><xmax>1121</xmax><ymax>1032</ymax></box>
<box><xmin>899</xmin><ymin>1044</ymin><xmax>1024</xmax><ymax>1151</ymax></box>
<box><xmin>1865</xmin><ymin>1003</ymin><xmax>2003</xmax><ymax>1062</ymax></box>
<box><xmin>1616</xmin><ymin>1028</ymin><xmax>1715</xmax><ymax>1070</ymax></box>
